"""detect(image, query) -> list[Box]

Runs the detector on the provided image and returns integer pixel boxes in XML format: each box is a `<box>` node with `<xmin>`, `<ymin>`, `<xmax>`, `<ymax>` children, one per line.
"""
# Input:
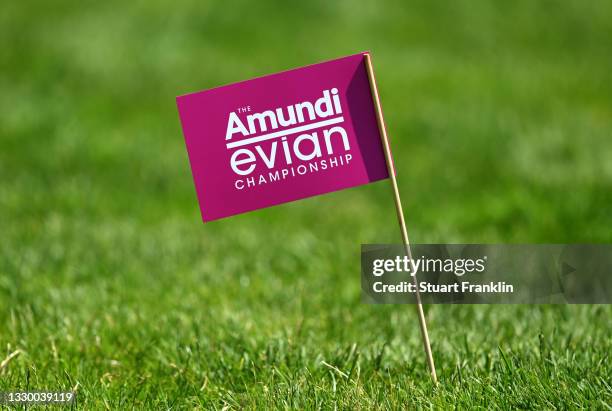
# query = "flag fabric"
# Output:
<box><xmin>176</xmin><ymin>52</ymin><xmax>389</xmax><ymax>222</ymax></box>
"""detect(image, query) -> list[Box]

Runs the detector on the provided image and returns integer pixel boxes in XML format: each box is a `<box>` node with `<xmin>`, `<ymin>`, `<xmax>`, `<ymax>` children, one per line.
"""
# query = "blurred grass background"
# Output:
<box><xmin>1</xmin><ymin>0</ymin><xmax>611</xmax><ymax>408</ymax></box>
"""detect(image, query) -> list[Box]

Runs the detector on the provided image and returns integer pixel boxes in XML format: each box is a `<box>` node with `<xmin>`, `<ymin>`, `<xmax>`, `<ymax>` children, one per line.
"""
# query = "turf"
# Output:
<box><xmin>1</xmin><ymin>0</ymin><xmax>611</xmax><ymax>409</ymax></box>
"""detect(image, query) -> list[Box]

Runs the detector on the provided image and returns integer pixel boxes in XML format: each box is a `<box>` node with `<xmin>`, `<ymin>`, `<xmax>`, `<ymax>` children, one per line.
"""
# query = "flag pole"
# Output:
<box><xmin>363</xmin><ymin>53</ymin><xmax>438</xmax><ymax>384</ymax></box>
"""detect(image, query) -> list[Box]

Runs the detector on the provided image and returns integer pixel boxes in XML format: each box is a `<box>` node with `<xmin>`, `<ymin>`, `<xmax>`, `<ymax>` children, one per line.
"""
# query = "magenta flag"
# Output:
<box><xmin>176</xmin><ymin>52</ymin><xmax>389</xmax><ymax>222</ymax></box>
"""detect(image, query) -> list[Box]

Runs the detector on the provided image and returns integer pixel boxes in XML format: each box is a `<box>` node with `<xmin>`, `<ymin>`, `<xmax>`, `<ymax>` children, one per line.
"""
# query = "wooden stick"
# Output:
<box><xmin>363</xmin><ymin>53</ymin><xmax>438</xmax><ymax>384</ymax></box>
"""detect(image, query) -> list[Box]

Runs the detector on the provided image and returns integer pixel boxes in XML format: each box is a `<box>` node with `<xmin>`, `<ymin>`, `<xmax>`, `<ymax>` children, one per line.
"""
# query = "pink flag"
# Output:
<box><xmin>176</xmin><ymin>52</ymin><xmax>389</xmax><ymax>222</ymax></box>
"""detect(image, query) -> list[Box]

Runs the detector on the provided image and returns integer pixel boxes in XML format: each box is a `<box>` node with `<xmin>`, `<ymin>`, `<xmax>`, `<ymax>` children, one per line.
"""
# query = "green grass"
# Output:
<box><xmin>1</xmin><ymin>0</ymin><xmax>611</xmax><ymax>408</ymax></box>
